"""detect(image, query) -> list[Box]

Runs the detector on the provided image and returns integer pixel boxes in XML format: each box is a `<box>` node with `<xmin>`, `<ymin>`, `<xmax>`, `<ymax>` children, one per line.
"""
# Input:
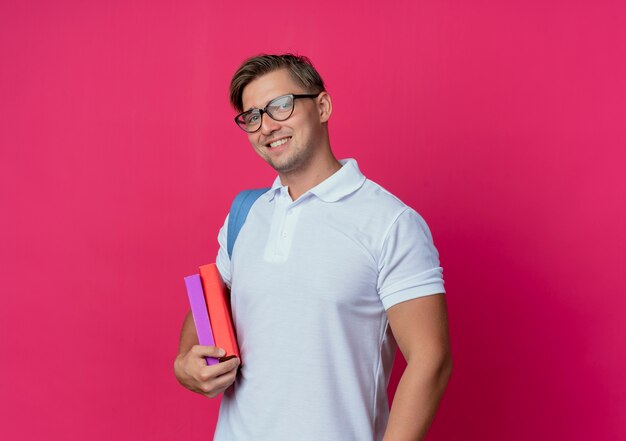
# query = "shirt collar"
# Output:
<box><xmin>265</xmin><ymin>158</ymin><xmax>366</xmax><ymax>203</ymax></box>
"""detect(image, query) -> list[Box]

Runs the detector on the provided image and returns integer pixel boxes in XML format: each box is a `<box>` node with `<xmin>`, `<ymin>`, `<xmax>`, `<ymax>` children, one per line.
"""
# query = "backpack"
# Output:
<box><xmin>226</xmin><ymin>188</ymin><xmax>270</xmax><ymax>259</ymax></box>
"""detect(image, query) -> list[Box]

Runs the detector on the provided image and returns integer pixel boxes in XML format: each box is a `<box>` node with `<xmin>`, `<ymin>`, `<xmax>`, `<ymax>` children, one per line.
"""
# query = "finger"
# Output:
<box><xmin>201</xmin><ymin>371</ymin><xmax>238</xmax><ymax>399</ymax></box>
<box><xmin>202</xmin><ymin>386</ymin><xmax>227</xmax><ymax>399</ymax></box>
<box><xmin>212</xmin><ymin>369</ymin><xmax>238</xmax><ymax>390</ymax></box>
<box><xmin>196</xmin><ymin>358</ymin><xmax>239</xmax><ymax>384</ymax></box>
<box><xmin>191</xmin><ymin>345</ymin><xmax>226</xmax><ymax>358</ymax></box>
<box><xmin>205</xmin><ymin>357</ymin><xmax>240</xmax><ymax>377</ymax></box>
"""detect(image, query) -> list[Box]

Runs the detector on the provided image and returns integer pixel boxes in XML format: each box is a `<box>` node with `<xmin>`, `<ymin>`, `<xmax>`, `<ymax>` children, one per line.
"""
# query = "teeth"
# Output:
<box><xmin>269</xmin><ymin>138</ymin><xmax>290</xmax><ymax>148</ymax></box>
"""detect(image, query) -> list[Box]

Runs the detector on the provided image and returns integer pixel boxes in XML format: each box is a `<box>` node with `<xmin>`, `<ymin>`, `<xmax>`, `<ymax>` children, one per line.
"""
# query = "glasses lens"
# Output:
<box><xmin>266</xmin><ymin>95</ymin><xmax>294</xmax><ymax>121</ymax></box>
<box><xmin>237</xmin><ymin>110</ymin><xmax>261</xmax><ymax>132</ymax></box>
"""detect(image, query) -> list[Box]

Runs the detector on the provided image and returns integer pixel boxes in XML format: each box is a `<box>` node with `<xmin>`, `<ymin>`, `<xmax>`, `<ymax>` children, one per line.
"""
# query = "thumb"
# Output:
<box><xmin>191</xmin><ymin>345</ymin><xmax>226</xmax><ymax>358</ymax></box>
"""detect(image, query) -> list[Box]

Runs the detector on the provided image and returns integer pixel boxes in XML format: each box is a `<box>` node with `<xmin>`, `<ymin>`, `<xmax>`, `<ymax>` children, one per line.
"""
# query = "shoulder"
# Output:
<box><xmin>352</xmin><ymin>178</ymin><xmax>417</xmax><ymax>222</ymax></box>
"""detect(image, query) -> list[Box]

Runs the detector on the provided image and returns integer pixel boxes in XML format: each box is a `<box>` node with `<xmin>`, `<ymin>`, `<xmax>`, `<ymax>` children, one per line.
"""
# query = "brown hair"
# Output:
<box><xmin>229</xmin><ymin>54</ymin><xmax>326</xmax><ymax>112</ymax></box>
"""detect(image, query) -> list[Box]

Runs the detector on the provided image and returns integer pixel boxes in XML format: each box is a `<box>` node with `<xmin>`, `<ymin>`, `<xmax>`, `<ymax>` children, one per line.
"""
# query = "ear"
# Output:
<box><xmin>317</xmin><ymin>91</ymin><xmax>332</xmax><ymax>123</ymax></box>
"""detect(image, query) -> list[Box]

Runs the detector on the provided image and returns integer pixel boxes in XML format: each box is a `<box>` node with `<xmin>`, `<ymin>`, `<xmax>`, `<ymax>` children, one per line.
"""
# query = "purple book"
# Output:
<box><xmin>184</xmin><ymin>274</ymin><xmax>219</xmax><ymax>366</ymax></box>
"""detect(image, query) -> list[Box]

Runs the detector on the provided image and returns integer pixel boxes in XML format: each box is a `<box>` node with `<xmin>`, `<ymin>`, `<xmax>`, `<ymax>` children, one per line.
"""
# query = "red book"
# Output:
<box><xmin>198</xmin><ymin>264</ymin><xmax>240</xmax><ymax>360</ymax></box>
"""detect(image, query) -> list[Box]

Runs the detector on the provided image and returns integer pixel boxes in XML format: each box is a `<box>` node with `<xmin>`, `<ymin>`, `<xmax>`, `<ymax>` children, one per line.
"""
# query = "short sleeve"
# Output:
<box><xmin>215</xmin><ymin>213</ymin><xmax>232</xmax><ymax>288</ymax></box>
<box><xmin>377</xmin><ymin>208</ymin><xmax>445</xmax><ymax>310</ymax></box>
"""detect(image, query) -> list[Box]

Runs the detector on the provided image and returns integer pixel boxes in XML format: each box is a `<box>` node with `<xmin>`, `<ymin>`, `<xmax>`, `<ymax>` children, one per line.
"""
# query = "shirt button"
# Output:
<box><xmin>282</xmin><ymin>231</ymin><xmax>287</xmax><ymax>238</ymax></box>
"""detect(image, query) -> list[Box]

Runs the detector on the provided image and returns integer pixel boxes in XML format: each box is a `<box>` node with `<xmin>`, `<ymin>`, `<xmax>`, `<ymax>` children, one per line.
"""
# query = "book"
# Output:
<box><xmin>199</xmin><ymin>263</ymin><xmax>240</xmax><ymax>360</ymax></box>
<box><xmin>184</xmin><ymin>274</ymin><xmax>219</xmax><ymax>366</ymax></box>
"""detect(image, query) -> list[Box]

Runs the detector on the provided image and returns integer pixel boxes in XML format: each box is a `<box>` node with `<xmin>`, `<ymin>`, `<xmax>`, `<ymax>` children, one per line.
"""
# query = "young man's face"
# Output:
<box><xmin>241</xmin><ymin>69</ymin><xmax>328</xmax><ymax>175</ymax></box>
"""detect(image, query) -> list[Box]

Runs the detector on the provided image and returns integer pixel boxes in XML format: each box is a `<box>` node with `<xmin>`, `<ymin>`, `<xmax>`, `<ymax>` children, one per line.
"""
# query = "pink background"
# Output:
<box><xmin>1</xmin><ymin>1</ymin><xmax>625</xmax><ymax>440</ymax></box>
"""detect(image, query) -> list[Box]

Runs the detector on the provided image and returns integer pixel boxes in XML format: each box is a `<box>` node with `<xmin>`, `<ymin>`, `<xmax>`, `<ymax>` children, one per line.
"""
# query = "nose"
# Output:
<box><xmin>259</xmin><ymin>111</ymin><xmax>281</xmax><ymax>135</ymax></box>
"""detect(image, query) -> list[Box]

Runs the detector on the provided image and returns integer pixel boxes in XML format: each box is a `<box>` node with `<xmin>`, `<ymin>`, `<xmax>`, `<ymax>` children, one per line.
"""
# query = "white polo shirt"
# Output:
<box><xmin>214</xmin><ymin>158</ymin><xmax>444</xmax><ymax>441</ymax></box>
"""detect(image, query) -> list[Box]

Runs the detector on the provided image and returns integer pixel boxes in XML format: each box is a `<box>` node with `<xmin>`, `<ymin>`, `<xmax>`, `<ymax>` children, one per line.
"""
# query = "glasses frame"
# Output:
<box><xmin>234</xmin><ymin>93</ymin><xmax>321</xmax><ymax>133</ymax></box>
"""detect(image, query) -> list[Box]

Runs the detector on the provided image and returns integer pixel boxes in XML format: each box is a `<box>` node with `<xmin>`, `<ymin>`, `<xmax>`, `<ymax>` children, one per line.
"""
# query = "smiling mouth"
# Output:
<box><xmin>267</xmin><ymin>137</ymin><xmax>291</xmax><ymax>148</ymax></box>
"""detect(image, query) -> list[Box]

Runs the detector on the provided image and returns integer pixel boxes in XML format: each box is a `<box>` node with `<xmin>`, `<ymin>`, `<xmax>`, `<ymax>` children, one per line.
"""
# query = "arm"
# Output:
<box><xmin>382</xmin><ymin>294</ymin><xmax>452</xmax><ymax>441</ymax></box>
<box><xmin>173</xmin><ymin>309</ymin><xmax>240</xmax><ymax>398</ymax></box>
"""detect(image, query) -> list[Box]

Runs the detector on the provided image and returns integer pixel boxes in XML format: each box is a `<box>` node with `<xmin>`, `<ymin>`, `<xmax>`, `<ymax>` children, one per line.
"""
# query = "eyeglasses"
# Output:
<box><xmin>234</xmin><ymin>93</ymin><xmax>320</xmax><ymax>133</ymax></box>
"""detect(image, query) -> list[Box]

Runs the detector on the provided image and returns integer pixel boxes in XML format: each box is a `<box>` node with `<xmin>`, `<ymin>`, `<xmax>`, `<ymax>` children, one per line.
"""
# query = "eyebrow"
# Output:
<box><xmin>244</xmin><ymin>93</ymin><xmax>293</xmax><ymax>113</ymax></box>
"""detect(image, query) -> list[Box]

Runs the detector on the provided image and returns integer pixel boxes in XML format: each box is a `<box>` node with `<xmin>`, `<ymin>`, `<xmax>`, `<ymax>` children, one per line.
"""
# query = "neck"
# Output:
<box><xmin>279</xmin><ymin>150</ymin><xmax>342</xmax><ymax>201</ymax></box>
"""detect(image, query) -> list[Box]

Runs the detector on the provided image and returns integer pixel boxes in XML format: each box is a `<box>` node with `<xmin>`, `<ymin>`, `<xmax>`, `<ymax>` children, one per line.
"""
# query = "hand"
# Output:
<box><xmin>174</xmin><ymin>345</ymin><xmax>240</xmax><ymax>398</ymax></box>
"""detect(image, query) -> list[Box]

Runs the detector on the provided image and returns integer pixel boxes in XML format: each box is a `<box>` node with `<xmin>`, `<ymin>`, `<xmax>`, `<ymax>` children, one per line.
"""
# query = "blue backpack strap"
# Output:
<box><xmin>227</xmin><ymin>188</ymin><xmax>270</xmax><ymax>259</ymax></box>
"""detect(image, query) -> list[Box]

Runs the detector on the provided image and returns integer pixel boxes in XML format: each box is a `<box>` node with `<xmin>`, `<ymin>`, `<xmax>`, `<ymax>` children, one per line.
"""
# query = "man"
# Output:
<box><xmin>174</xmin><ymin>54</ymin><xmax>452</xmax><ymax>441</ymax></box>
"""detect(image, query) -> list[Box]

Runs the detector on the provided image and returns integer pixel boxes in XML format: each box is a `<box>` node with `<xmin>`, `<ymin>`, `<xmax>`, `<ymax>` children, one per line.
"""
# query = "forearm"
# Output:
<box><xmin>177</xmin><ymin>309</ymin><xmax>198</xmax><ymax>356</ymax></box>
<box><xmin>383</xmin><ymin>356</ymin><xmax>452</xmax><ymax>441</ymax></box>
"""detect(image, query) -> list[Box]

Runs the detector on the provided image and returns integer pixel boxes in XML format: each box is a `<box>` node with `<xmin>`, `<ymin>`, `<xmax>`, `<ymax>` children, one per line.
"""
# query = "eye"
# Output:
<box><xmin>268</xmin><ymin>96</ymin><xmax>293</xmax><ymax>116</ymax></box>
<box><xmin>244</xmin><ymin>111</ymin><xmax>260</xmax><ymax>124</ymax></box>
